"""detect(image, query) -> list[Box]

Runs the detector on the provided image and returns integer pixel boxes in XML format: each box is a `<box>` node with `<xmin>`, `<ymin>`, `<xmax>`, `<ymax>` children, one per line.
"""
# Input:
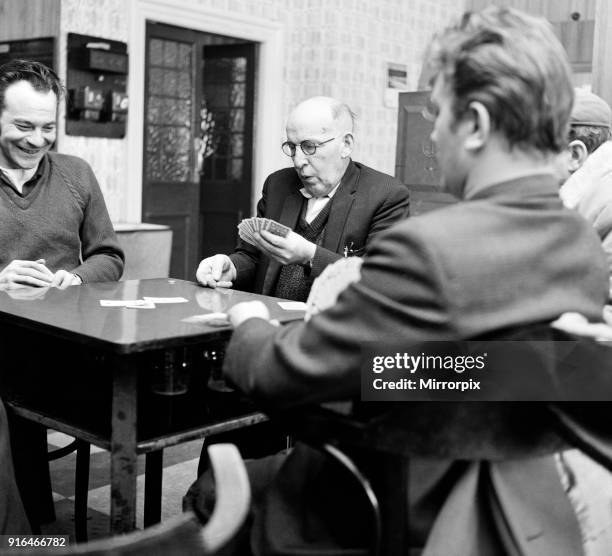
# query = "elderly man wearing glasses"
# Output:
<box><xmin>196</xmin><ymin>96</ymin><xmax>409</xmax><ymax>302</ymax></box>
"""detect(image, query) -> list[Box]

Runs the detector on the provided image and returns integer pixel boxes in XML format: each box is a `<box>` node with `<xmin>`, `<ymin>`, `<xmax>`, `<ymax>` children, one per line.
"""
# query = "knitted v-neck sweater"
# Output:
<box><xmin>0</xmin><ymin>152</ymin><xmax>124</xmax><ymax>283</ymax></box>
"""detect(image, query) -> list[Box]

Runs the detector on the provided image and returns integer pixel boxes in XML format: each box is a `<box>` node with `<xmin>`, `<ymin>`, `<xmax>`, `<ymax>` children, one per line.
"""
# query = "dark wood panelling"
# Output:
<box><xmin>0</xmin><ymin>0</ymin><xmax>61</xmax><ymax>41</ymax></box>
<box><xmin>395</xmin><ymin>91</ymin><xmax>457</xmax><ymax>216</ymax></box>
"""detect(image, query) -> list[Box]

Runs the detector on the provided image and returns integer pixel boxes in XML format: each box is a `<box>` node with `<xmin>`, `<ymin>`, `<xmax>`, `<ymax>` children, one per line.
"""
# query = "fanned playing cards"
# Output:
<box><xmin>237</xmin><ymin>217</ymin><xmax>291</xmax><ymax>247</ymax></box>
<box><xmin>305</xmin><ymin>256</ymin><xmax>363</xmax><ymax>321</ymax></box>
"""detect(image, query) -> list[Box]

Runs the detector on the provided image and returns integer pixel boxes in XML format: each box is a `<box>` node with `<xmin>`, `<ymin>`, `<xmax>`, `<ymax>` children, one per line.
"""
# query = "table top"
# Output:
<box><xmin>0</xmin><ymin>278</ymin><xmax>304</xmax><ymax>354</ymax></box>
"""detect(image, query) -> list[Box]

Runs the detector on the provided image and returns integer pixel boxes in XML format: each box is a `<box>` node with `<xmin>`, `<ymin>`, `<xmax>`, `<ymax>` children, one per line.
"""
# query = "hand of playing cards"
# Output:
<box><xmin>238</xmin><ymin>217</ymin><xmax>291</xmax><ymax>247</ymax></box>
<box><xmin>305</xmin><ymin>256</ymin><xmax>363</xmax><ymax>321</ymax></box>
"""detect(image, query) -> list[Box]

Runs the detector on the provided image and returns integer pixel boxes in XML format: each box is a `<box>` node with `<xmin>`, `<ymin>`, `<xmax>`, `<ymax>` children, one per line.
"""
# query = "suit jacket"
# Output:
<box><xmin>223</xmin><ymin>174</ymin><xmax>609</xmax><ymax>555</ymax></box>
<box><xmin>229</xmin><ymin>160</ymin><xmax>409</xmax><ymax>295</ymax></box>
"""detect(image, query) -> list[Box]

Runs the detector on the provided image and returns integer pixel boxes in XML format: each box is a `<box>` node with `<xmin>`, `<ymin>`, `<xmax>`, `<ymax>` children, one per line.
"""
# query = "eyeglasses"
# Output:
<box><xmin>281</xmin><ymin>135</ymin><xmax>341</xmax><ymax>157</ymax></box>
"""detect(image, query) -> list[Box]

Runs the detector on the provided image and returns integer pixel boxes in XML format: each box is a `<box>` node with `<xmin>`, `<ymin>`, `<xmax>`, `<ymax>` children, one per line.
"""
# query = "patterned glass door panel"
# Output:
<box><xmin>199</xmin><ymin>44</ymin><xmax>255</xmax><ymax>259</ymax></box>
<box><xmin>143</xmin><ymin>23</ymin><xmax>202</xmax><ymax>280</ymax></box>
<box><xmin>201</xmin><ymin>56</ymin><xmax>246</xmax><ymax>182</ymax></box>
<box><xmin>146</xmin><ymin>38</ymin><xmax>193</xmax><ymax>183</ymax></box>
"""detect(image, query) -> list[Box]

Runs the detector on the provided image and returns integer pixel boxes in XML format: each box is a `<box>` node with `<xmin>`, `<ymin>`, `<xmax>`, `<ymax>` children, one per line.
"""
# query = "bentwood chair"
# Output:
<box><xmin>269</xmin><ymin>323</ymin><xmax>612</xmax><ymax>556</ymax></box>
<box><xmin>0</xmin><ymin>443</ymin><xmax>250</xmax><ymax>556</ymax></box>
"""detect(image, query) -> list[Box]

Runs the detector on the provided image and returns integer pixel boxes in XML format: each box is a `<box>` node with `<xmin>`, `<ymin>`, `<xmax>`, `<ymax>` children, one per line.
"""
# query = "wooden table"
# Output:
<box><xmin>0</xmin><ymin>278</ymin><xmax>305</xmax><ymax>535</ymax></box>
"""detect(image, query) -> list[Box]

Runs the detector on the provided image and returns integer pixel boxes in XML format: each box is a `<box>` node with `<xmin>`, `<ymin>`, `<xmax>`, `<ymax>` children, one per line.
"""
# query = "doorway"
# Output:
<box><xmin>142</xmin><ymin>22</ymin><xmax>255</xmax><ymax>279</ymax></box>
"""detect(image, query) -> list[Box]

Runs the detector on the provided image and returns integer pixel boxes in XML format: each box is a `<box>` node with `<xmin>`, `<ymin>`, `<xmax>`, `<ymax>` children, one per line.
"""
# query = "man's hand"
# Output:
<box><xmin>227</xmin><ymin>301</ymin><xmax>270</xmax><ymax>327</ymax></box>
<box><xmin>196</xmin><ymin>254</ymin><xmax>237</xmax><ymax>288</ymax></box>
<box><xmin>51</xmin><ymin>270</ymin><xmax>81</xmax><ymax>289</ymax></box>
<box><xmin>253</xmin><ymin>230</ymin><xmax>316</xmax><ymax>266</ymax></box>
<box><xmin>0</xmin><ymin>259</ymin><xmax>54</xmax><ymax>288</ymax></box>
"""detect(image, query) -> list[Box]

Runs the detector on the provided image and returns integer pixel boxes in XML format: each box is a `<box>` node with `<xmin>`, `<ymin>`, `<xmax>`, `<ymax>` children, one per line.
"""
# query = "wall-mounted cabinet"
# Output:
<box><xmin>66</xmin><ymin>33</ymin><xmax>128</xmax><ymax>138</ymax></box>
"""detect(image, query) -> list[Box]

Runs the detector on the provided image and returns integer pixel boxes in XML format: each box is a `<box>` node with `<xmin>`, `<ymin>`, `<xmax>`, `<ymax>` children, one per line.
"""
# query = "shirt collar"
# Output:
<box><xmin>0</xmin><ymin>155</ymin><xmax>47</xmax><ymax>185</ymax></box>
<box><xmin>299</xmin><ymin>180</ymin><xmax>342</xmax><ymax>200</ymax></box>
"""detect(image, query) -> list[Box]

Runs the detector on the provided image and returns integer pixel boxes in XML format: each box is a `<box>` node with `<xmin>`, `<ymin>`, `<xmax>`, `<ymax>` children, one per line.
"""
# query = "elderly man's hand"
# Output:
<box><xmin>228</xmin><ymin>300</ymin><xmax>270</xmax><ymax>327</ymax></box>
<box><xmin>196</xmin><ymin>254</ymin><xmax>237</xmax><ymax>288</ymax></box>
<box><xmin>0</xmin><ymin>259</ymin><xmax>54</xmax><ymax>288</ymax></box>
<box><xmin>253</xmin><ymin>230</ymin><xmax>316</xmax><ymax>266</ymax></box>
<box><xmin>51</xmin><ymin>270</ymin><xmax>82</xmax><ymax>289</ymax></box>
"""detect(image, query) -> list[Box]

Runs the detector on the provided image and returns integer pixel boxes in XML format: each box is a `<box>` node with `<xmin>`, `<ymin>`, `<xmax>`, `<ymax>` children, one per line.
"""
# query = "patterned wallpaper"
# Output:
<box><xmin>277</xmin><ymin>0</ymin><xmax>464</xmax><ymax>169</ymax></box>
<box><xmin>52</xmin><ymin>0</ymin><xmax>464</xmax><ymax>221</ymax></box>
<box><xmin>58</xmin><ymin>0</ymin><xmax>128</xmax><ymax>221</ymax></box>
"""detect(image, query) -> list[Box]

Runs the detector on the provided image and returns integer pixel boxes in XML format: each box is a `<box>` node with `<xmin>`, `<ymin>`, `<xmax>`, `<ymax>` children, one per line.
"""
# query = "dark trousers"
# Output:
<box><xmin>197</xmin><ymin>421</ymin><xmax>288</xmax><ymax>476</ymax></box>
<box><xmin>7</xmin><ymin>414</ymin><xmax>55</xmax><ymax>531</ymax></box>
<box><xmin>0</xmin><ymin>400</ymin><xmax>32</xmax><ymax>534</ymax></box>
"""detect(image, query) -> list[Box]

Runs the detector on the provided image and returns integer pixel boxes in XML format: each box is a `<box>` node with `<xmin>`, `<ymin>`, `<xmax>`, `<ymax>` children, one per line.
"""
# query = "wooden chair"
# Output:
<box><xmin>270</xmin><ymin>323</ymin><xmax>612</xmax><ymax>556</ymax></box>
<box><xmin>0</xmin><ymin>443</ymin><xmax>250</xmax><ymax>556</ymax></box>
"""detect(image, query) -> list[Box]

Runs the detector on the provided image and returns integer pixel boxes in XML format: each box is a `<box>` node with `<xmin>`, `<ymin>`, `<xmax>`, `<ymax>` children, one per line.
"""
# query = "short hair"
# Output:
<box><xmin>330</xmin><ymin>100</ymin><xmax>356</xmax><ymax>133</ymax></box>
<box><xmin>568</xmin><ymin>125</ymin><xmax>611</xmax><ymax>154</ymax></box>
<box><xmin>0</xmin><ymin>59</ymin><xmax>63</xmax><ymax>113</ymax></box>
<box><xmin>426</xmin><ymin>6</ymin><xmax>574</xmax><ymax>154</ymax></box>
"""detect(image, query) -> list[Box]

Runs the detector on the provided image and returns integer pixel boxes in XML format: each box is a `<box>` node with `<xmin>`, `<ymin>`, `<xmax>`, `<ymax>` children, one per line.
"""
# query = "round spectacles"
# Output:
<box><xmin>281</xmin><ymin>135</ymin><xmax>339</xmax><ymax>157</ymax></box>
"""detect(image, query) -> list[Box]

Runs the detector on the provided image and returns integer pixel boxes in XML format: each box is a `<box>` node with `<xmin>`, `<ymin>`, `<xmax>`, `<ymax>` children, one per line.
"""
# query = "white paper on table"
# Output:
<box><xmin>125</xmin><ymin>301</ymin><xmax>156</xmax><ymax>309</ymax></box>
<box><xmin>100</xmin><ymin>299</ymin><xmax>145</xmax><ymax>307</ymax></box>
<box><xmin>277</xmin><ymin>301</ymin><xmax>307</xmax><ymax>311</ymax></box>
<box><xmin>143</xmin><ymin>297</ymin><xmax>188</xmax><ymax>303</ymax></box>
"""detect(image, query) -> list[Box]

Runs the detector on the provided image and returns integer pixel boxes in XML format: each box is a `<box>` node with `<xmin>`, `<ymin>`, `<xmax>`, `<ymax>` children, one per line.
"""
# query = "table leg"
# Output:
<box><xmin>144</xmin><ymin>450</ymin><xmax>163</xmax><ymax>526</ymax></box>
<box><xmin>110</xmin><ymin>357</ymin><xmax>138</xmax><ymax>534</ymax></box>
<box><xmin>74</xmin><ymin>439</ymin><xmax>91</xmax><ymax>542</ymax></box>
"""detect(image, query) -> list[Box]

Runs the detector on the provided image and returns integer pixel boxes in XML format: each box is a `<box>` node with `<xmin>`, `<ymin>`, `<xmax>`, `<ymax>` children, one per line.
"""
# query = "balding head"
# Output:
<box><xmin>284</xmin><ymin>96</ymin><xmax>355</xmax><ymax>197</ymax></box>
<box><xmin>288</xmin><ymin>96</ymin><xmax>355</xmax><ymax>135</ymax></box>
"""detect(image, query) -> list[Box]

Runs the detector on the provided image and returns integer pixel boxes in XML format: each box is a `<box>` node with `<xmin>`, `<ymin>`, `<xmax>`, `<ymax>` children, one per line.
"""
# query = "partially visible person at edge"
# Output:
<box><xmin>196</xmin><ymin>95</ymin><xmax>409</xmax><ymax>302</ymax></box>
<box><xmin>557</xmin><ymin>88</ymin><xmax>612</xmax><ymax>292</ymax></box>
<box><xmin>553</xmin><ymin>88</ymin><xmax>612</xmax><ymax>555</ymax></box>
<box><xmin>0</xmin><ymin>398</ymin><xmax>30</xmax><ymax>534</ymax></box>
<box><xmin>0</xmin><ymin>59</ymin><xmax>124</xmax><ymax>289</ymax></box>
<box><xmin>186</xmin><ymin>6</ymin><xmax>609</xmax><ymax>556</ymax></box>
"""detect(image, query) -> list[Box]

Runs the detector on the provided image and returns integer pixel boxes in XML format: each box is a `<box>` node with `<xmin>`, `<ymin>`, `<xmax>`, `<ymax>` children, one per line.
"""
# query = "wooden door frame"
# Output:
<box><xmin>127</xmin><ymin>0</ymin><xmax>285</xmax><ymax>223</ymax></box>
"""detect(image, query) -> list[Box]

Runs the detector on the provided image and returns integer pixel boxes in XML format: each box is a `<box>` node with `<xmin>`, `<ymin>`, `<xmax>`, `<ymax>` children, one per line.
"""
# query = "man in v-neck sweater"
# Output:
<box><xmin>0</xmin><ymin>59</ymin><xmax>123</xmax><ymax>289</ymax></box>
<box><xmin>196</xmin><ymin>96</ymin><xmax>409</xmax><ymax>301</ymax></box>
<box><xmin>0</xmin><ymin>60</ymin><xmax>123</xmax><ymax>531</ymax></box>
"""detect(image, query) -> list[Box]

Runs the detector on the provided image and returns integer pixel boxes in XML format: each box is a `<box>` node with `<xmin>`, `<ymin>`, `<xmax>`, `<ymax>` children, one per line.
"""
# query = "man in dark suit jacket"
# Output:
<box><xmin>196</xmin><ymin>96</ymin><xmax>409</xmax><ymax>301</ymax></box>
<box><xmin>210</xmin><ymin>7</ymin><xmax>610</xmax><ymax>556</ymax></box>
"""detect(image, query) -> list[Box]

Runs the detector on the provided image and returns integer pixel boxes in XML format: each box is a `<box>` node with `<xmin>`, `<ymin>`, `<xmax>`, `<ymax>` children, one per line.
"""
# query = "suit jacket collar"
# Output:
<box><xmin>324</xmin><ymin>160</ymin><xmax>359</xmax><ymax>253</ymax></box>
<box><xmin>467</xmin><ymin>173</ymin><xmax>560</xmax><ymax>203</ymax></box>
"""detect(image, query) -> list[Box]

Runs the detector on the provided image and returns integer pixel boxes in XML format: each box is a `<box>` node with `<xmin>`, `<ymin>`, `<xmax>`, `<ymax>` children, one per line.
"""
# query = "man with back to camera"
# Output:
<box><xmin>0</xmin><ymin>59</ymin><xmax>124</xmax><ymax>289</ymax></box>
<box><xmin>190</xmin><ymin>7</ymin><xmax>610</xmax><ymax>555</ymax></box>
<box><xmin>196</xmin><ymin>95</ymin><xmax>410</xmax><ymax>301</ymax></box>
<box><xmin>0</xmin><ymin>59</ymin><xmax>124</xmax><ymax>529</ymax></box>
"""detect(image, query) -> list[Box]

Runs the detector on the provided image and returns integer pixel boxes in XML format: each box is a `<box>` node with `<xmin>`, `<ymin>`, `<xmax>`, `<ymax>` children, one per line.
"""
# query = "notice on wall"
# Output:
<box><xmin>384</xmin><ymin>62</ymin><xmax>409</xmax><ymax>108</ymax></box>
